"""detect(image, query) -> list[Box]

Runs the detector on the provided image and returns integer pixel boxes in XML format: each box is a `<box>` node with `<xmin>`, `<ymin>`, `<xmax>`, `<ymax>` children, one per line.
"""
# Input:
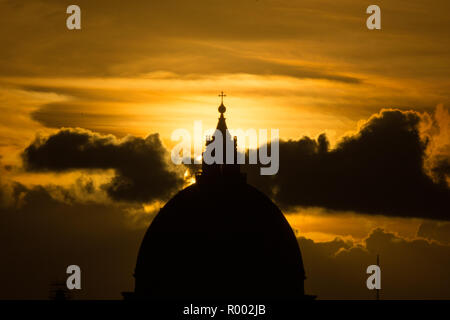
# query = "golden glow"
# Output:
<box><xmin>183</xmin><ymin>169</ymin><xmax>196</xmax><ymax>187</ymax></box>
<box><xmin>0</xmin><ymin>0</ymin><xmax>449</xmax><ymax>247</ymax></box>
<box><xmin>285</xmin><ymin>208</ymin><xmax>425</xmax><ymax>243</ymax></box>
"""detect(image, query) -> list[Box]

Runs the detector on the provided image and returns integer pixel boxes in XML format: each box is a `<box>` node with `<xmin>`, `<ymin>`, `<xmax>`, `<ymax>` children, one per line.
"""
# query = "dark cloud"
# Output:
<box><xmin>20</xmin><ymin>108</ymin><xmax>450</xmax><ymax>218</ymax></box>
<box><xmin>1</xmin><ymin>179</ymin><xmax>449</xmax><ymax>299</ymax></box>
<box><xmin>22</xmin><ymin>128</ymin><xmax>184</xmax><ymax>203</ymax></box>
<box><xmin>430</xmin><ymin>157</ymin><xmax>450</xmax><ymax>185</ymax></box>
<box><xmin>301</xmin><ymin>228</ymin><xmax>450</xmax><ymax>299</ymax></box>
<box><xmin>245</xmin><ymin>109</ymin><xmax>450</xmax><ymax>219</ymax></box>
<box><xmin>29</xmin><ymin>102</ymin><xmax>141</xmax><ymax>137</ymax></box>
<box><xmin>417</xmin><ymin>221</ymin><xmax>450</xmax><ymax>244</ymax></box>
<box><xmin>0</xmin><ymin>182</ymin><xmax>146</xmax><ymax>299</ymax></box>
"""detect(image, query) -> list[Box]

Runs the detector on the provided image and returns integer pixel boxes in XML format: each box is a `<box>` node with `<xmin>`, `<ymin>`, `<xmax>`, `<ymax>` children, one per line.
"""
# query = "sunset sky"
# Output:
<box><xmin>0</xmin><ymin>0</ymin><xmax>449</xmax><ymax>299</ymax></box>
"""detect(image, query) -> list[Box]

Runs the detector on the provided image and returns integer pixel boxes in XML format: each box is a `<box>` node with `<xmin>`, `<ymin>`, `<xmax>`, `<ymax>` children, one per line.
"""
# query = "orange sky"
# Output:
<box><xmin>0</xmin><ymin>0</ymin><xmax>449</xmax><ymax>258</ymax></box>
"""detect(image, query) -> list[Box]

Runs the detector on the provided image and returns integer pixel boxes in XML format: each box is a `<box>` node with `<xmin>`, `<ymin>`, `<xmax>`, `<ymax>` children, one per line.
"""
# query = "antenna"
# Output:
<box><xmin>49</xmin><ymin>281</ymin><xmax>71</xmax><ymax>300</ymax></box>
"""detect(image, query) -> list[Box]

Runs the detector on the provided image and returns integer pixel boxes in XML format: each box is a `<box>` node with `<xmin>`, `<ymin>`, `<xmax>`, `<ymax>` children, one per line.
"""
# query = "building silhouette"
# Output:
<box><xmin>124</xmin><ymin>95</ymin><xmax>310</xmax><ymax>299</ymax></box>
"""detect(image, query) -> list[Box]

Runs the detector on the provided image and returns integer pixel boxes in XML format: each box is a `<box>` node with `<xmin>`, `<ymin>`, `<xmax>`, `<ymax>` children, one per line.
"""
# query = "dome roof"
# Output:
<box><xmin>130</xmin><ymin>94</ymin><xmax>307</xmax><ymax>300</ymax></box>
<box><xmin>134</xmin><ymin>180</ymin><xmax>306</xmax><ymax>299</ymax></box>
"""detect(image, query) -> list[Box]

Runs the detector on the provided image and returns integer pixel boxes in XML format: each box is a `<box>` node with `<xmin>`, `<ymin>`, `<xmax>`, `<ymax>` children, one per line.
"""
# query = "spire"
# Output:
<box><xmin>216</xmin><ymin>91</ymin><xmax>228</xmax><ymax>135</ymax></box>
<box><xmin>218</xmin><ymin>91</ymin><xmax>226</xmax><ymax>115</ymax></box>
<box><xmin>196</xmin><ymin>92</ymin><xmax>245</xmax><ymax>184</ymax></box>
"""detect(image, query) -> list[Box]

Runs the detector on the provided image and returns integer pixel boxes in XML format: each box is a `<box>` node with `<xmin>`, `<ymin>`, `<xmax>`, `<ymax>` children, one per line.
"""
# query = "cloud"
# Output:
<box><xmin>19</xmin><ymin>107</ymin><xmax>450</xmax><ymax>219</ymax></box>
<box><xmin>2</xmin><ymin>180</ymin><xmax>449</xmax><ymax>300</ymax></box>
<box><xmin>0</xmin><ymin>0</ymin><xmax>366</xmax><ymax>82</ymax></box>
<box><xmin>1</xmin><ymin>0</ymin><xmax>450</xmax><ymax>95</ymax></box>
<box><xmin>417</xmin><ymin>221</ymin><xmax>450</xmax><ymax>244</ymax></box>
<box><xmin>0</xmin><ymin>181</ymin><xmax>147</xmax><ymax>299</ymax></box>
<box><xmin>301</xmin><ymin>228</ymin><xmax>450</xmax><ymax>299</ymax></box>
<box><xmin>246</xmin><ymin>109</ymin><xmax>450</xmax><ymax>219</ymax></box>
<box><xmin>22</xmin><ymin>128</ymin><xmax>184</xmax><ymax>203</ymax></box>
<box><xmin>421</xmin><ymin>104</ymin><xmax>450</xmax><ymax>185</ymax></box>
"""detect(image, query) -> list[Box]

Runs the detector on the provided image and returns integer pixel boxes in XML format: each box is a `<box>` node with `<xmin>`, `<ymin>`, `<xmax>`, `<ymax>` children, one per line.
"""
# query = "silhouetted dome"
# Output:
<box><xmin>129</xmin><ymin>94</ymin><xmax>308</xmax><ymax>300</ymax></box>
<box><xmin>134</xmin><ymin>180</ymin><xmax>306</xmax><ymax>299</ymax></box>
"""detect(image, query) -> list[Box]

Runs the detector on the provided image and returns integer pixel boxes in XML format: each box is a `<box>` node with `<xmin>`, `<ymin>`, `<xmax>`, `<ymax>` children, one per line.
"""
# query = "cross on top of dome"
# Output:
<box><xmin>218</xmin><ymin>91</ymin><xmax>226</xmax><ymax>114</ymax></box>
